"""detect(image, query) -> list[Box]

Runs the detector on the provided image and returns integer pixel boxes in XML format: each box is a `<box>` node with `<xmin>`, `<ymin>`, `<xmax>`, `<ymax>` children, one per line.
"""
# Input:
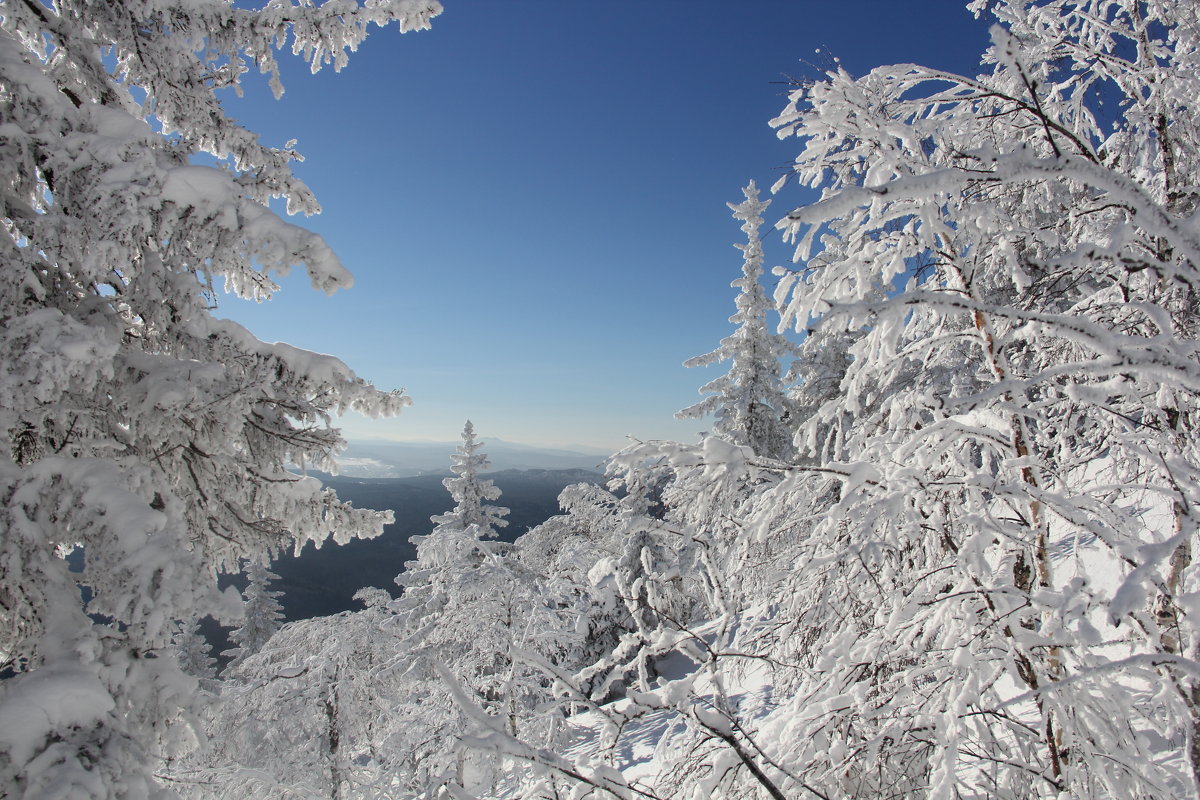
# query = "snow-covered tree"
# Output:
<box><xmin>223</xmin><ymin>562</ymin><xmax>285</xmax><ymax>671</ymax></box>
<box><xmin>172</xmin><ymin>618</ymin><xmax>218</xmax><ymax>695</ymax></box>
<box><xmin>758</xmin><ymin>0</ymin><xmax>1200</xmax><ymax>795</ymax></box>
<box><xmin>394</xmin><ymin>421</ymin><xmax>511</xmax><ymax>627</ymax></box>
<box><xmin>512</xmin><ymin>483</ymin><xmax>641</xmax><ymax>673</ymax></box>
<box><xmin>677</xmin><ymin>181</ymin><xmax>799</xmax><ymax>461</ymax></box>
<box><xmin>429</xmin><ymin>420</ymin><xmax>510</xmax><ymax>537</ymax></box>
<box><xmin>182</xmin><ymin>598</ymin><xmax>408</xmax><ymax>800</ymax></box>
<box><xmin>393</xmin><ymin>422</ymin><xmax>509</xmax><ymax>651</ymax></box>
<box><xmin>371</xmin><ymin>425</ymin><xmax>585</xmax><ymax>797</ymax></box>
<box><xmin>0</xmin><ymin>2</ymin><xmax>439</xmax><ymax>796</ymax></box>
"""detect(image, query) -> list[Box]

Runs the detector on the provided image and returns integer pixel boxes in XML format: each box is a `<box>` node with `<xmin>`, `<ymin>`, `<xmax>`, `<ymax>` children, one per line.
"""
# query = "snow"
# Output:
<box><xmin>161</xmin><ymin>166</ymin><xmax>241</xmax><ymax>230</ymax></box>
<box><xmin>0</xmin><ymin>664</ymin><xmax>115</xmax><ymax>767</ymax></box>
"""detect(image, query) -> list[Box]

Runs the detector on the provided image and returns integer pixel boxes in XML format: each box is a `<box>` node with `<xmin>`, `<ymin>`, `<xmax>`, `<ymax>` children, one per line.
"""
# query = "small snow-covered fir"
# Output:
<box><xmin>223</xmin><ymin>562</ymin><xmax>286</xmax><ymax>671</ymax></box>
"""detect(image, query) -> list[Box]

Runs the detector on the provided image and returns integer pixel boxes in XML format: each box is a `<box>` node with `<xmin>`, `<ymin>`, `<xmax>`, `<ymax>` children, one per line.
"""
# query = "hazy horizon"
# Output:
<box><xmin>344</xmin><ymin>434</ymin><xmax>615</xmax><ymax>456</ymax></box>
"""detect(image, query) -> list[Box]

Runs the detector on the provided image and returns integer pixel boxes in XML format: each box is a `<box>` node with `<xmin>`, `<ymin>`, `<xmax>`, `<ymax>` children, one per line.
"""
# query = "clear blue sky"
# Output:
<box><xmin>218</xmin><ymin>0</ymin><xmax>991</xmax><ymax>451</ymax></box>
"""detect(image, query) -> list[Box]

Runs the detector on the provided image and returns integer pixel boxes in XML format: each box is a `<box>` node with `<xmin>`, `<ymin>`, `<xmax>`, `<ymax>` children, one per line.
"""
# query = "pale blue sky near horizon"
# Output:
<box><xmin>218</xmin><ymin>1</ymin><xmax>991</xmax><ymax>451</ymax></box>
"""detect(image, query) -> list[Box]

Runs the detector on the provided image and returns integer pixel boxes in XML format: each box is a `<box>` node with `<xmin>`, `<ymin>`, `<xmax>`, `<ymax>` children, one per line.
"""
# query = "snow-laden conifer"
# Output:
<box><xmin>0</xmin><ymin>2</ymin><xmax>438</xmax><ymax>795</ymax></box>
<box><xmin>395</xmin><ymin>422</ymin><xmax>508</xmax><ymax>620</ymax></box>
<box><xmin>172</xmin><ymin>618</ymin><xmax>218</xmax><ymax>694</ymax></box>
<box><xmin>677</xmin><ymin>181</ymin><xmax>799</xmax><ymax>461</ymax></box>
<box><xmin>429</xmin><ymin>420</ymin><xmax>510</xmax><ymax>537</ymax></box>
<box><xmin>330</xmin><ymin>424</ymin><xmax>573</xmax><ymax>797</ymax></box>
<box><xmin>223</xmin><ymin>562</ymin><xmax>285</xmax><ymax>671</ymax></box>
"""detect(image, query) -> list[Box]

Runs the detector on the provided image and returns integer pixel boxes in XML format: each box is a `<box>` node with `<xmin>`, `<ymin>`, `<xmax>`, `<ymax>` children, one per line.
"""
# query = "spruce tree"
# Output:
<box><xmin>429</xmin><ymin>420</ymin><xmax>510</xmax><ymax>538</ymax></box>
<box><xmin>397</xmin><ymin>421</ymin><xmax>510</xmax><ymax>611</ymax></box>
<box><xmin>223</xmin><ymin>562</ymin><xmax>286</xmax><ymax>671</ymax></box>
<box><xmin>677</xmin><ymin>181</ymin><xmax>799</xmax><ymax>461</ymax></box>
<box><xmin>172</xmin><ymin>618</ymin><xmax>218</xmax><ymax>694</ymax></box>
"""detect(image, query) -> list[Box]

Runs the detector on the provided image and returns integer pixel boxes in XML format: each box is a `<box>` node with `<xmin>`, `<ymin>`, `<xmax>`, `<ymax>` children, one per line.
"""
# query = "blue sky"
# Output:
<box><xmin>218</xmin><ymin>1</ymin><xmax>991</xmax><ymax>450</ymax></box>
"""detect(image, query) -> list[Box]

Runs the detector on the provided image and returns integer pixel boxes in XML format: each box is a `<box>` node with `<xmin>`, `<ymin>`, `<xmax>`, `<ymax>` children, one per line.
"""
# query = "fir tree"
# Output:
<box><xmin>172</xmin><ymin>618</ymin><xmax>218</xmax><ymax>694</ymax></box>
<box><xmin>429</xmin><ymin>420</ymin><xmax>510</xmax><ymax>538</ymax></box>
<box><xmin>677</xmin><ymin>181</ymin><xmax>799</xmax><ymax>461</ymax></box>
<box><xmin>396</xmin><ymin>421</ymin><xmax>510</xmax><ymax>608</ymax></box>
<box><xmin>223</xmin><ymin>562</ymin><xmax>286</xmax><ymax>671</ymax></box>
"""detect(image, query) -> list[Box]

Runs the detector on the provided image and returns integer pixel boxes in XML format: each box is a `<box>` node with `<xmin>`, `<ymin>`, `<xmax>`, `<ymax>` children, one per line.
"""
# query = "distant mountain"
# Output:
<box><xmin>333</xmin><ymin>439</ymin><xmax>611</xmax><ymax>478</ymax></box>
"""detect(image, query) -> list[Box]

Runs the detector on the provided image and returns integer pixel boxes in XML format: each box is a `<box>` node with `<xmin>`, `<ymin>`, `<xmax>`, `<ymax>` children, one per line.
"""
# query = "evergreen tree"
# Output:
<box><xmin>0</xmin><ymin>2</ymin><xmax>438</xmax><ymax>795</ymax></box>
<box><xmin>396</xmin><ymin>421</ymin><xmax>510</xmax><ymax>616</ymax></box>
<box><xmin>223</xmin><ymin>562</ymin><xmax>286</xmax><ymax>671</ymax></box>
<box><xmin>376</xmin><ymin>424</ymin><xmax>571</xmax><ymax>797</ymax></box>
<box><xmin>429</xmin><ymin>420</ymin><xmax>510</xmax><ymax>538</ymax></box>
<box><xmin>172</xmin><ymin>618</ymin><xmax>218</xmax><ymax>694</ymax></box>
<box><xmin>677</xmin><ymin>181</ymin><xmax>799</xmax><ymax>461</ymax></box>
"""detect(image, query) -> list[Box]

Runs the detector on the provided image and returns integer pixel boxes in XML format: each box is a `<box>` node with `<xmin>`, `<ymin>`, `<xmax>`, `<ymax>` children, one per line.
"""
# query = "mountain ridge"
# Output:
<box><xmin>335</xmin><ymin>439</ymin><xmax>611</xmax><ymax>478</ymax></box>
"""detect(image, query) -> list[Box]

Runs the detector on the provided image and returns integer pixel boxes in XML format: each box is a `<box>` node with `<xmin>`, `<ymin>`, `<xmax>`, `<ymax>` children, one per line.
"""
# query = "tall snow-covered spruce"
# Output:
<box><xmin>395</xmin><ymin>420</ymin><xmax>510</xmax><ymax>622</ymax></box>
<box><xmin>382</xmin><ymin>423</ymin><xmax>565</xmax><ymax>798</ymax></box>
<box><xmin>677</xmin><ymin>180</ymin><xmax>798</xmax><ymax>461</ymax></box>
<box><xmin>0</xmin><ymin>1</ymin><xmax>439</xmax><ymax>797</ymax></box>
